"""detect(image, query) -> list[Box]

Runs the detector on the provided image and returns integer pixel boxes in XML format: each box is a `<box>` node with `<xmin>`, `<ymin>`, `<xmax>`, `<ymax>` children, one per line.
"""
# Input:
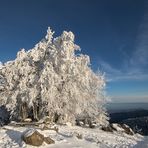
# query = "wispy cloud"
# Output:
<box><xmin>99</xmin><ymin>60</ymin><xmax>148</xmax><ymax>82</ymax></box>
<box><xmin>99</xmin><ymin>5</ymin><xmax>148</xmax><ymax>82</ymax></box>
<box><xmin>130</xmin><ymin>9</ymin><xmax>148</xmax><ymax>69</ymax></box>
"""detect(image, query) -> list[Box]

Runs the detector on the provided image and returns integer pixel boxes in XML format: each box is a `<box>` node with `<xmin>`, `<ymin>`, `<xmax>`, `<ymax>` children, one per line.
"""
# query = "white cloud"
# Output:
<box><xmin>130</xmin><ymin>12</ymin><xmax>148</xmax><ymax>68</ymax></box>
<box><xmin>99</xmin><ymin>8</ymin><xmax>148</xmax><ymax>82</ymax></box>
<box><xmin>99</xmin><ymin>60</ymin><xmax>148</xmax><ymax>82</ymax></box>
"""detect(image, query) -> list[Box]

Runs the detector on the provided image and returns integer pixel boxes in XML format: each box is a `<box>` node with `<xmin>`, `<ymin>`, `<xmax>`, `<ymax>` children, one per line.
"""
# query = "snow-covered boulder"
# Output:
<box><xmin>22</xmin><ymin>129</ymin><xmax>44</xmax><ymax>146</ymax></box>
<box><xmin>121</xmin><ymin>124</ymin><xmax>134</xmax><ymax>135</ymax></box>
<box><xmin>22</xmin><ymin>128</ymin><xmax>55</xmax><ymax>146</ymax></box>
<box><xmin>24</xmin><ymin>118</ymin><xmax>32</xmax><ymax>122</ymax></box>
<box><xmin>111</xmin><ymin>123</ymin><xmax>134</xmax><ymax>135</ymax></box>
<box><xmin>111</xmin><ymin>123</ymin><xmax>125</xmax><ymax>132</ymax></box>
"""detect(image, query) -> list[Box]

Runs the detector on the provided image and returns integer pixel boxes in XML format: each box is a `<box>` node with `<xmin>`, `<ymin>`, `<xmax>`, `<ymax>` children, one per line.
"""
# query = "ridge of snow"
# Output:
<box><xmin>0</xmin><ymin>125</ymin><xmax>144</xmax><ymax>148</ymax></box>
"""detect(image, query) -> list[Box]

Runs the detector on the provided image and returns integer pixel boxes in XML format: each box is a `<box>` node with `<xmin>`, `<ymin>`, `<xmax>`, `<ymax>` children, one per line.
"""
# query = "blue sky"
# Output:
<box><xmin>0</xmin><ymin>0</ymin><xmax>148</xmax><ymax>102</ymax></box>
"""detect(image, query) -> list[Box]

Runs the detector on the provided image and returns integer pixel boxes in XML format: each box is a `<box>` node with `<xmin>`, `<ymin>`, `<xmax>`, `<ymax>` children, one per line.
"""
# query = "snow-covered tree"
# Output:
<box><xmin>0</xmin><ymin>27</ymin><xmax>108</xmax><ymax>126</ymax></box>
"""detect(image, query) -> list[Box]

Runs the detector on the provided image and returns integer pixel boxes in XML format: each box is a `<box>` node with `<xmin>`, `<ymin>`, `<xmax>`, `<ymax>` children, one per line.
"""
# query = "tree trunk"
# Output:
<box><xmin>33</xmin><ymin>102</ymin><xmax>39</xmax><ymax>121</ymax></box>
<box><xmin>19</xmin><ymin>102</ymin><xmax>28</xmax><ymax>121</ymax></box>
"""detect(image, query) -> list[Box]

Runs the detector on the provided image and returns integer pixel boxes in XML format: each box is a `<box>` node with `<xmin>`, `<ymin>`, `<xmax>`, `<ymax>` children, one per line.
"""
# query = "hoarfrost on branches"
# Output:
<box><xmin>0</xmin><ymin>27</ymin><xmax>108</xmax><ymax>126</ymax></box>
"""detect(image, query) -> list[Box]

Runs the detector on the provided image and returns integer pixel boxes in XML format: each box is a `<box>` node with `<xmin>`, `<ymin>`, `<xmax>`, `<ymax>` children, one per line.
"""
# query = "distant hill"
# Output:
<box><xmin>106</xmin><ymin>103</ymin><xmax>148</xmax><ymax>113</ymax></box>
<box><xmin>109</xmin><ymin>109</ymin><xmax>148</xmax><ymax>135</ymax></box>
<box><xmin>109</xmin><ymin>109</ymin><xmax>148</xmax><ymax>123</ymax></box>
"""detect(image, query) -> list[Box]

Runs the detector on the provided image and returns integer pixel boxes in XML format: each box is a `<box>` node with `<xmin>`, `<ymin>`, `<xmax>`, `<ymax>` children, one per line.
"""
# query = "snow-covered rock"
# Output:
<box><xmin>23</xmin><ymin>118</ymin><xmax>32</xmax><ymax>122</ymax></box>
<box><xmin>22</xmin><ymin>128</ymin><xmax>54</xmax><ymax>146</ymax></box>
<box><xmin>111</xmin><ymin>123</ymin><xmax>125</xmax><ymax>132</ymax></box>
<box><xmin>121</xmin><ymin>124</ymin><xmax>134</xmax><ymax>135</ymax></box>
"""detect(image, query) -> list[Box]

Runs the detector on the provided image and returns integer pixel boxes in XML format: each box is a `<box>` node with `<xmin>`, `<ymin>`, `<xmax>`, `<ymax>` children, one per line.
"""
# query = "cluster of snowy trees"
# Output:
<box><xmin>0</xmin><ymin>27</ymin><xmax>108</xmax><ymax>126</ymax></box>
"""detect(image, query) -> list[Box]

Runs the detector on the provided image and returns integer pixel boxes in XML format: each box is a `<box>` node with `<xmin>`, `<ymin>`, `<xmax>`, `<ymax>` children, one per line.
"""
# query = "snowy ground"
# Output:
<box><xmin>0</xmin><ymin>125</ymin><xmax>145</xmax><ymax>148</ymax></box>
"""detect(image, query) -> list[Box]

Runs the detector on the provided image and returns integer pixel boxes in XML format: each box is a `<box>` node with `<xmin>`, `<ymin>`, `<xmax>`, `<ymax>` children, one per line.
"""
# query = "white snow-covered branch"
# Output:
<box><xmin>0</xmin><ymin>27</ymin><xmax>108</xmax><ymax>126</ymax></box>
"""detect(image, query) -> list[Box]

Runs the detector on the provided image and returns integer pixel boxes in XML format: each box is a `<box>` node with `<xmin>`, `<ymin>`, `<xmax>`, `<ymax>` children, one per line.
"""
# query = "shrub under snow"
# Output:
<box><xmin>0</xmin><ymin>27</ymin><xmax>108</xmax><ymax>126</ymax></box>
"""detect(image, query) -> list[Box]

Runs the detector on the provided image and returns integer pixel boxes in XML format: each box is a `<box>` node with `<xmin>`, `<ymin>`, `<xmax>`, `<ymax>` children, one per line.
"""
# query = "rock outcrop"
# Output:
<box><xmin>22</xmin><ymin>129</ymin><xmax>55</xmax><ymax>146</ymax></box>
<box><xmin>102</xmin><ymin>123</ymin><xmax>134</xmax><ymax>135</ymax></box>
